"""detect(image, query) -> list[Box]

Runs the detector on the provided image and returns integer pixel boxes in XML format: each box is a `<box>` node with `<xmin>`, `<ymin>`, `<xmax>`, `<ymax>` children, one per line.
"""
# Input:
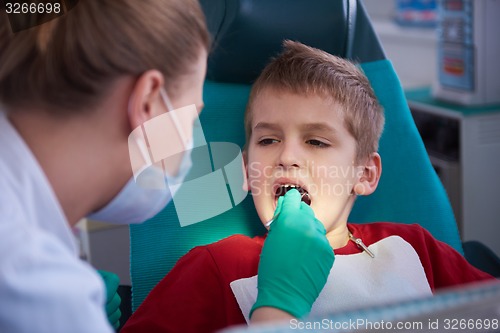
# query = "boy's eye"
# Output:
<box><xmin>258</xmin><ymin>138</ymin><xmax>279</xmax><ymax>146</ymax></box>
<box><xmin>306</xmin><ymin>139</ymin><xmax>330</xmax><ymax>148</ymax></box>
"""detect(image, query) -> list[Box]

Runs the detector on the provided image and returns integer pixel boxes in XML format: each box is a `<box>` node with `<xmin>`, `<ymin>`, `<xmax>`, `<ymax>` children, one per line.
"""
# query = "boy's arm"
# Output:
<box><xmin>121</xmin><ymin>247</ymin><xmax>228</xmax><ymax>333</ymax></box>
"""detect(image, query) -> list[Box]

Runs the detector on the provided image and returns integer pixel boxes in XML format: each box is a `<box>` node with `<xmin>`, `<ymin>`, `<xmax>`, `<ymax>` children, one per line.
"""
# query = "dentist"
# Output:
<box><xmin>0</xmin><ymin>0</ymin><xmax>209</xmax><ymax>332</ymax></box>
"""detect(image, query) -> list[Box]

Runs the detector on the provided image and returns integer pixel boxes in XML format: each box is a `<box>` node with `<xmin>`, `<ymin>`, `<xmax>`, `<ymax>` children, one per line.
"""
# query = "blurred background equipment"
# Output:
<box><xmin>433</xmin><ymin>0</ymin><xmax>500</xmax><ymax>105</ymax></box>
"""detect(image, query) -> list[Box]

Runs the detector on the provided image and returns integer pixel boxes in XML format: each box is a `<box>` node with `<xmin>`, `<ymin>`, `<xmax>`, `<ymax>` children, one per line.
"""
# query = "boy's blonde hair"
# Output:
<box><xmin>0</xmin><ymin>0</ymin><xmax>210</xmax><ymax>114</ymax></box>
<box><xmin>245</xmin><ymin>40</ymin><xmax>384</xmax><ymax>162</ymax></box>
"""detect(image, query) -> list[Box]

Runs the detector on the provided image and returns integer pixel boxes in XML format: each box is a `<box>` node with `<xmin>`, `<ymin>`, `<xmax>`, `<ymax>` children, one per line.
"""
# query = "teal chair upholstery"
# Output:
<box><xmin>129</xmin><ymin>0</ymin><xmax>462</xmax><ymax>311</ymax></box>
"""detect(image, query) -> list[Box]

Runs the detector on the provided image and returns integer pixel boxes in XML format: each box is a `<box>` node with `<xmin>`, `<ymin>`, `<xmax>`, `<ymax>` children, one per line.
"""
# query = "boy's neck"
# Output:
<box><xmin>326</xmin><ymin>225</ymin><xmax>350</xmax><ymax>249</ymax></box>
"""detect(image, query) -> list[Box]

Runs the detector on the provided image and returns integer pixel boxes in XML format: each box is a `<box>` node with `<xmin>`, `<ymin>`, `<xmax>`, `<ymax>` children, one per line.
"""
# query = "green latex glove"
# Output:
<box><xmin>250</xmin><ymin>189</ymin><xmax>335</xmax><ymax>319</ymax></box>
<box><xmin>97</xmin><ymin>270</ymin><xmax>122</xmax><ymax>330</ymax></box>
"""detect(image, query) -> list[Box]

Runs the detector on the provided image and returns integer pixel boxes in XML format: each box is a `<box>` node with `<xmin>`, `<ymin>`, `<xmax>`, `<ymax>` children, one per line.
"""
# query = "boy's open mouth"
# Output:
<box><xmin>275</xmin><ymin>184</ymin><xmax>312</xmax><ymax>205</ymax></box>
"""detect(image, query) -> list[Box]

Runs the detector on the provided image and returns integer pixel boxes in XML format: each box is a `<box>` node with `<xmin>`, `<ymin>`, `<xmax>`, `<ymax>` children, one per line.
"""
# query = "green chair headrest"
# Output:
<box><xmin>200</xmin><ymin>0</ymin><xmax>385</xmax><ymax>83</ymax></box>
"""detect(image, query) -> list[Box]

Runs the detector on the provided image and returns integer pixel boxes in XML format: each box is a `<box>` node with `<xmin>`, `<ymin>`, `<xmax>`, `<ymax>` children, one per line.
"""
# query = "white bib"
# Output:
<box><xmin>230</xmin><ymin>236</ymin><xmax>432</xmax><ymax>323</ymax></box>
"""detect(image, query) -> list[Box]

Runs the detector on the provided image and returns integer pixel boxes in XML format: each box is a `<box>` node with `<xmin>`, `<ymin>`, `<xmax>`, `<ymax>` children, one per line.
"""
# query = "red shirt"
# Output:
<box><xmin>121</xmin><ymin>222</ymin><xmax>493</xmax><ymax>333</ymax></box>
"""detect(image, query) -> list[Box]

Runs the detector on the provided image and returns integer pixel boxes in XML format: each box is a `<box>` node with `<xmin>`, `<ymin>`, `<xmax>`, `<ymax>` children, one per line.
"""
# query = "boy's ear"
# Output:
<box><xmin>353</xmin><ymin>152</ymin><xmax>382</xmax><ymax>196</ymax></box>
<box><xmin>242</xmin><ymin>150</ymin><xmax>250</xmax><ymax>192</ymax></box>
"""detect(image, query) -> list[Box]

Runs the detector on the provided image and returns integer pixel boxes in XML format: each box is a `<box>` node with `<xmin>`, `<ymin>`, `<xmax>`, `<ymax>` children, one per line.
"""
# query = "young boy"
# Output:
<box><xmin>122</xmin><ymin>41</ymin><xmax>493</xmax><ymax>333</ymax></box>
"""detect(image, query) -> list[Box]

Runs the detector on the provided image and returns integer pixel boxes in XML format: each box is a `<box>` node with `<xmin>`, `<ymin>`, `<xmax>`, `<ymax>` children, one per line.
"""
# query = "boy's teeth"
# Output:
<box><xmin>275</xmin><ymin>184</ymin><xmax>311</xmax><ymax>205</ymax></box>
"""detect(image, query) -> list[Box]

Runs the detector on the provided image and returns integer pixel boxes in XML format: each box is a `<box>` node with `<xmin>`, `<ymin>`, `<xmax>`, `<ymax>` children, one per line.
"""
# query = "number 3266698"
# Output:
<box><xmin>6</xmin><ymin>2</ymin><xmax>61</xmax><ymax>14</ymax></box>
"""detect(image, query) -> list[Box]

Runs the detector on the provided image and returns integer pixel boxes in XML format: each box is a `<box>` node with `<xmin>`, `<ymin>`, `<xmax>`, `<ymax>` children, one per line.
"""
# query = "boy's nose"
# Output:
<box><xmin>277</xmin><ymin>142</ymin><xmax>303</xmax><ymax>169</ymax></box>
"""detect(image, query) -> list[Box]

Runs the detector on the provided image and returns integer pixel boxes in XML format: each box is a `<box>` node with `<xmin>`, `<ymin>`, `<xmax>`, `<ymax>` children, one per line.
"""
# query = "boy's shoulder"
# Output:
<box><xmin>348</xmin><ymin>222</ymin><xmax>433</xmax><ymax>248</ymax></box>
<box><xmin>351</xmin><ymin>221</ymin><xmax>428</xmax><ymax>237</ymax></box>
<box><xmin>206</xmin><ymin>233</ymin><xmax>266</xmax><ymax>251</ymax></box>
<box><xmin>206</xmin><ymin>234</ymin><xmax>265</xmax><ymax>258</ymax></box>
<box><xmin>348</xmin><ymin>221</ymin><xmax>460</xmax><ymax>261</ymax></box>
<box><xmin>355</xmin><ymin>221</ymin><xmax>426</xmax><ymax>231</ymax></box>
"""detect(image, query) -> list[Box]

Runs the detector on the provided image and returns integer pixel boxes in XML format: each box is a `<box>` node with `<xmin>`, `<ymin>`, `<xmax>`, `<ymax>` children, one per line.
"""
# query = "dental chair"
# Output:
<box><xmin>124</xmin><ymin>0</ymin><xmax>497</xmax><ymax>327</ymax></box>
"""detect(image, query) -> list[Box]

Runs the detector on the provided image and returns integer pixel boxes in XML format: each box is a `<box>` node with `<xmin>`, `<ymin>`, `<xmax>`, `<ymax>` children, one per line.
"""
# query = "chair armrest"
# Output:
<box><xmin>463</xmin><ymin>240</ymin><xmax>500</xmax><ymax>278</ymax></box>
<box><xmin>116</xmin><ymin>285</ymin><xmax>132</xmax><ymax>332</ymax></box>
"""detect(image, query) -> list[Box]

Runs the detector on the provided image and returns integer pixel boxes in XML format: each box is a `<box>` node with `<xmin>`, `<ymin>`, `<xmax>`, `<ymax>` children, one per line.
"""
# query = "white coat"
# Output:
<box><xmin>0</xmin><ymin>111</ymin><xmax>113</xmax><ymax>333</ymax></box>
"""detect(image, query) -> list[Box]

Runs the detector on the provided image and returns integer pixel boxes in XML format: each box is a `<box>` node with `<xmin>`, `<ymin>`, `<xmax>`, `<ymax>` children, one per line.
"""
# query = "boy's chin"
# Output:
<box><xmin>256</xmin><ymin>207</ymin><xmax>276</xmax><ymax>228</ymax></box>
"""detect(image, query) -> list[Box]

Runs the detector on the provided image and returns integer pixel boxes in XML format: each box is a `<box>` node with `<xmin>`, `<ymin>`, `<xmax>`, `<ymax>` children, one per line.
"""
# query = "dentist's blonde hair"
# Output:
<box><xmin>0</xmin><ymin>0</ymin><xmax>210</xmax><ymax>113</ymax></box>
<box><xmin>245</xmin><ymin>40</ymin><xmax>384</xmax><ymax>162</ymax></box>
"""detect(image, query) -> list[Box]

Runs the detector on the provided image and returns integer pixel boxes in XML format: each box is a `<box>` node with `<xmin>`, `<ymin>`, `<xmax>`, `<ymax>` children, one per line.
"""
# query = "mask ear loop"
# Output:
<box><xmin>127</xmin><ymin>92</ymin><xmax>153</xmax><ymax>176</ymax></box>
<box><xmin>160</xmin><ymin>88</ymin><xmax>191</xmax><ymax>151</ymax></box>
<box><xmin>159</xmin><ymin>87</ymin><xmax>175</xmax><ymax>111</ymax></box>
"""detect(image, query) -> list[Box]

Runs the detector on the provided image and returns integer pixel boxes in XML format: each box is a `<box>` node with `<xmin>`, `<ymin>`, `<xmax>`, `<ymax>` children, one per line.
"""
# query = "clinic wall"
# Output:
<box><xmin>80</xmin><ymin>220</ymin><xmax>131</xmax><ymax>285</ymax></box>
<box><xmin>363</xmin><ymin>0</ymin><xmax>438</xmax><ymax>89</ymax></box>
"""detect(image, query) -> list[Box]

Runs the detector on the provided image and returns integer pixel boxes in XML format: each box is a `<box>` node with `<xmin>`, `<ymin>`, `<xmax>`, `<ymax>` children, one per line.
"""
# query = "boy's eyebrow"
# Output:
<box><xmin>253</xmin><ymin>122</ymin><xmax>281</xmax><ymax>131</ymax></box>
<box><xmin>300</xmin><ymin>123</ymin><xmax>338</xmax><ymax>134</ymax></box>
<box><xmin>253</xmin><ymin>122</ymin><xmax>339</xmax><ymax>135</ymax></box>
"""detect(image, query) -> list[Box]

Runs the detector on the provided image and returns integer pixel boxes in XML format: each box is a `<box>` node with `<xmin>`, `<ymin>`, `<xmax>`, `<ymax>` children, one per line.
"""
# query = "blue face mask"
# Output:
<box><xmin>88</xmin><ymin>89</ymin><xmax>193</xmax><ymax>224</ymax></box>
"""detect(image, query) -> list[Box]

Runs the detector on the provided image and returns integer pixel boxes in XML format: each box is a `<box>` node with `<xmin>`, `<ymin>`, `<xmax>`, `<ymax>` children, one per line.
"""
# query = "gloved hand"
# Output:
<box><xmin>97</xmin><ymin>270</ymin><xmax>122</xmax><ymax>330</ymax></box>
<box><xmin>250</xmin><ymin>189</ymin><xmax>335</xmax><ymax>319</ymax></box>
